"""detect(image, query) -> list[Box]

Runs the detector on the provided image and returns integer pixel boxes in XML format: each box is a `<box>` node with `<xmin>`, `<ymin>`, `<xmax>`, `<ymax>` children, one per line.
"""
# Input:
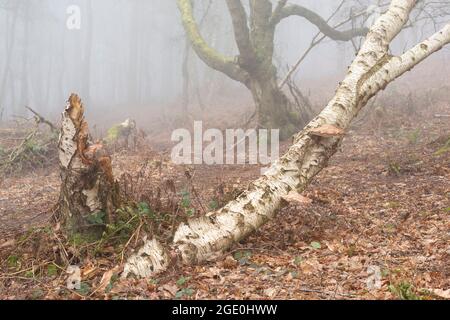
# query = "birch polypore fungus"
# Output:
<box><xmin>123</xmin><ymin>0</ymin><xmax>450</xmax><ymax>278</ymax></box>
<box><xmin>57</xmin><ymin>94</ymin><xmax>119</xmax><ymax>237</ymax></box>
<box><xmin>308</xmin><ymin>124</ymin><xmax>345</xmax><ymax>138</ymax></box>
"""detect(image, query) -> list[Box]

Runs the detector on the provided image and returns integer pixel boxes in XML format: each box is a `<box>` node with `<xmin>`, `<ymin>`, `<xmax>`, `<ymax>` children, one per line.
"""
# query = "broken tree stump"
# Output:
<box><xmin>57</xmin><ymin>94</ymin><xmax>120</xmax><ymax>237</ymax></box>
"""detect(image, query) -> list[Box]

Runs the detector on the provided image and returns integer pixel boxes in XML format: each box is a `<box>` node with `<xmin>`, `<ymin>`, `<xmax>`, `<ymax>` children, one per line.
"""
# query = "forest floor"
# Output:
<box><xmin>0</xmin><ymin>102</ymin><xmax>449</xmax><ymax>300</ymax></box>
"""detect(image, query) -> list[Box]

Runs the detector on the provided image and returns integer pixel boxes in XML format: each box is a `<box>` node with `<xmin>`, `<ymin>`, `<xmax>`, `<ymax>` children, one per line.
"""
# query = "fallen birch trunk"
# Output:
<box><xmin>123</xmin><ymin>0</ymin><xmax>450</xmax><ymax>278</ymax></box>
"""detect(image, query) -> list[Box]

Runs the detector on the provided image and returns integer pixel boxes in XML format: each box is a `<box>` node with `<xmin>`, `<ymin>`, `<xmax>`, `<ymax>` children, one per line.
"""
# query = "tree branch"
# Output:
<box><xmin>274</xmin><ymin>4</ymin><xmax>369</xmax><ymax>41</ymax></box>
<box><xmin>279</xmin><ymin>1</ymin><xmax>362</xmax><ymax>89</ymax></box>
<box><xmin>248</xmin><ymin>0</ymin><xmax>276</xmax><ymax>69</ymax></box>
<box><xmin>25</xmin><ymin>106</ymin><xmax>58</xmax><ymax>132</ymax></box>
<box><xmin>270</xmin><ymin>0</ymin><xmax>289</xmax><ymax>25</ymax></box>
<box><xmin>361</xmin><ymin>23</ymin><xmax>450</xmax><ymax>104</ymax></box>
<box><xmin>225</xmin><ymin>0</ymin><xmax>257</xmax><ymax>69</ymax></box>
<box><xmin>177</xmin><ymin>0</ymin><xmax>249</xmax><ymax>84</ymax></box>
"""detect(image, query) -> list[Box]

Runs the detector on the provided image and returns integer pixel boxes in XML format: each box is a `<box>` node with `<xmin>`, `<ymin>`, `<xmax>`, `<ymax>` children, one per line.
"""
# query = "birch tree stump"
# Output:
<box><xmin>57</xmin><ymin>94</ymin><xmax>119</xmax><ymax>237</ymax></box>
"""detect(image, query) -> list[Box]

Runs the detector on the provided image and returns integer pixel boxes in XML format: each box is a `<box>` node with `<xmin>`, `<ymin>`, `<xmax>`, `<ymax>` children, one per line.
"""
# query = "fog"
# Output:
<box><xmin>0</xmin><ymin>0</ymin><xmax>449</xmax><ymax>126</ymax></box>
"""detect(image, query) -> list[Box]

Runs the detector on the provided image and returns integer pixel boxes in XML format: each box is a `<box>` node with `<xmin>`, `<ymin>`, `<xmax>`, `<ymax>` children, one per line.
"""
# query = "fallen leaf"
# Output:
<box><xmin>82</xmin><ymin>265</ymin><xmax>98</xmax><ymax>278</ymax></box>
<box><xmin>160</xmin><ymin>284</ymin><xmax>178</xmax><ymax>297</ymax></box>
<box><xmin>430</xmin><ymin>289</ymin><xmax>450</xmax><ymax>299</ymax></box>
<box><xmin>264</xmin><ymin>288</ymin><xmax>278</xmax><ymax>298</ymax></box>
<box><xmin>96</xmin><ymin>267</ymin><xmax>119</xmax><ymax>293</ymax></box>
<box><xmin>222</xmin><ymin>255</ymin><xmax>238</xmax><ymax>269</ymax></box>
<box><xmin>0</xmin><ymin>239</ymin><xmax>15</xmax><ymax>249</ymax></box>
<box><xmin>300</xmin><ymin>258</ymin><xmax>323</xmax><ymax>275</ymax></box>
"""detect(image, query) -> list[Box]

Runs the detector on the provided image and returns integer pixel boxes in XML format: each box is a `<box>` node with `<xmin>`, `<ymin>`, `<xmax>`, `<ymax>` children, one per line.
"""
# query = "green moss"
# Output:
<box><xmin>69</xmin><ymin>232</ymin><xmax>100</xmax><ymax>246</ymax></box>
<box><xmin>46</xmin><ymin>264</ymin><xmax>59</xmax><ymax>277</ymax></box>
<box><xmin>7</xmin><ymin>255</ymin><xmax>20</xmax><ymax>269</ymax></box>
<box><xmin>86</xmin><ymin>211</ymin><xmax>106</xmax><ymax>225</ymax></box>
<box><xmin>389</xmin><ymin>282</ymin><xmax>422</xmax><ymax>300</ymax></box>
<box><xmin>105</xmin><ymin>124</ymin><xmax>123</xmax><ymax>143</ymax></box>
<box><xmin>177</xmin><ymin>0</ymin><xmax>234</xmax><ymax>67</ymax></box>
<box><xmin>434</xmin><ymin>137</ymin><xmax>450</xmax><ymax>156</ymax></box>
<box><xmin>65</xmin><ymin>214</ymin><xmax>105</xmax><ymax>243</ymax></box>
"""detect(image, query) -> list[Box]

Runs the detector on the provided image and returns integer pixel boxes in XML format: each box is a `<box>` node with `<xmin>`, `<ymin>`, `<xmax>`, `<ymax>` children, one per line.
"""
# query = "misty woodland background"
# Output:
<box><xmin>0</xmin><ymin>0</ymin><xmax>449</xmax><ymax>300</ymax></box>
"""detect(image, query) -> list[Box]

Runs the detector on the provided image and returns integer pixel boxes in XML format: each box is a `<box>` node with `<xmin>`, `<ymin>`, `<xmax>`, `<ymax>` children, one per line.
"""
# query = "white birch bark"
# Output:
<box><xmin>123</xmin><ymin>0</ymin><xmax>450</xmax><ymax>278</ymax></box>
<box><xmin>58</xmin><ymin>94</ymin><xmax>117</xmax><ymax>234</ymax></box>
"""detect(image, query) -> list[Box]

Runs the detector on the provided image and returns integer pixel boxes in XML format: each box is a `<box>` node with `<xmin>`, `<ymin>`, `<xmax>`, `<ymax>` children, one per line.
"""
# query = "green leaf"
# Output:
<box><xmin>138</xmin><ymin>202</ymin><xmax>151</xmax><ymax>215</ymax></box>
<box><xmin>175</xmin><ymin>288</ymin><xmax>194</xmax><ymax>299</ymax></box>
<box><xmin>181</xmin><ymin>190</ymin><xmax>191</xmax><ymax>208</ymax></box>
<box><xmin>434</xmin><ymin>138</ymin><xmax>450</xmax><ymax>156</ymax></box>
<box><xmin>86</xmin><ymin>211</ymin><xmax>106</xmax><ymax>225</ymax></box>
<box><xmin>294</xmin><ymin>256</ymin><xmax>303</xmax><ymax>266</ymax></box>
<box><xmin>181</xmin><ymin>190</ymin><xmax>190</xmax><ymax>197</ymax></box>
<box><xmin>233</xmin><ymin>250</ymin><xmax>252</xmax><ymax>265</ymax></box>
<box><xmin>185</xmin><ymin>208</ymin><xmax>195</xmax><ymax>217</ymax></box>
<box><xmin>47</xmin><ymin>264</ymin><xmax>58</xmax><ymax>277</ymax></box>
<box><xmin>76</xmin><ymin>282</ymin><xmax>91</xmax><ymax>296</ymax></box>
<box><xmin>310</xmin><ymin>241</ymin><xmax>322</xmax><ymax>250</ymax></box>
<box><xmin>389</xmin><ymin>282</ymin><xmax>421</xmax><ymax>300</ymax></box>
<box><xmin>25</xmin><ymin>270</ymin><xmax>34</xmax><ymax>278</ymax></box>
<box><xmin>233</xmin><ymin>252</ymin><xmax>243</xmax><ymax>260</ymax></box>
<box><xmin>7</xmin><ymin>255</ymin><xmax>19</xmax><ymax>269</ymax></box>
<box><xmin>106</xmin><ymin>274</ymin><xmax>119</xmax><ymax>293</ymax></box>
<box><xmin>233</xmin><ymin>250</ymin><xmax>251</xmax><ymax>261</ymax></box>
<box><xmin>208</xmin><ymin>200</ymin><xmax>219</xmax><ymax>210</ymax></box>
<box><xmin>176</xmin><ymin>276</ymin><xmax>190</xmax><ymax>287</ymax></box>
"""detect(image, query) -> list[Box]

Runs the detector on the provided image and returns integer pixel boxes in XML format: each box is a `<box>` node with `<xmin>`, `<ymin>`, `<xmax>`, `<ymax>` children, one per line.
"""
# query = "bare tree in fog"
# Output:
<box><xmin>177</xmin><ymin>0</ymin><xmax>450</xmax><ymax>138</ymax></box>
<box><xmin>178</xmin><ymin>0</ymin><xmax>369</xmax><ymax>138</ymax></box>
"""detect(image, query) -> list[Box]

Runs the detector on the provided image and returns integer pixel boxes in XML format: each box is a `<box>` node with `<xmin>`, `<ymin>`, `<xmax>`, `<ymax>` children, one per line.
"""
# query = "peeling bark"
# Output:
<box><xmin>122</xmin><ymin>238</ymin><xmax>170</xmax><ymax>279</ymax></box>
<box><xmin>124</xmin><ymin>0</ymin><xmax>450</xmax><ymax>278</ymax></box>
<box><xmin>57</xmin><ymin>94</ymin><xmax>119</xmax><ymax>236</ymax></box>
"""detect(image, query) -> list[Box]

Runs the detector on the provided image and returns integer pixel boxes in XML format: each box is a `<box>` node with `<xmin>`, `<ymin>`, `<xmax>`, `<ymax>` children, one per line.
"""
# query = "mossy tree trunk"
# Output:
<box><xmin>249</xmin><ymin>76</ymin><xmax>305</xmax><ymax>139</ymax></box>
<box><xmin>57</xmin><ymin>94</ymin><xmax>120</xmax><ymax>238</ymax></box>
